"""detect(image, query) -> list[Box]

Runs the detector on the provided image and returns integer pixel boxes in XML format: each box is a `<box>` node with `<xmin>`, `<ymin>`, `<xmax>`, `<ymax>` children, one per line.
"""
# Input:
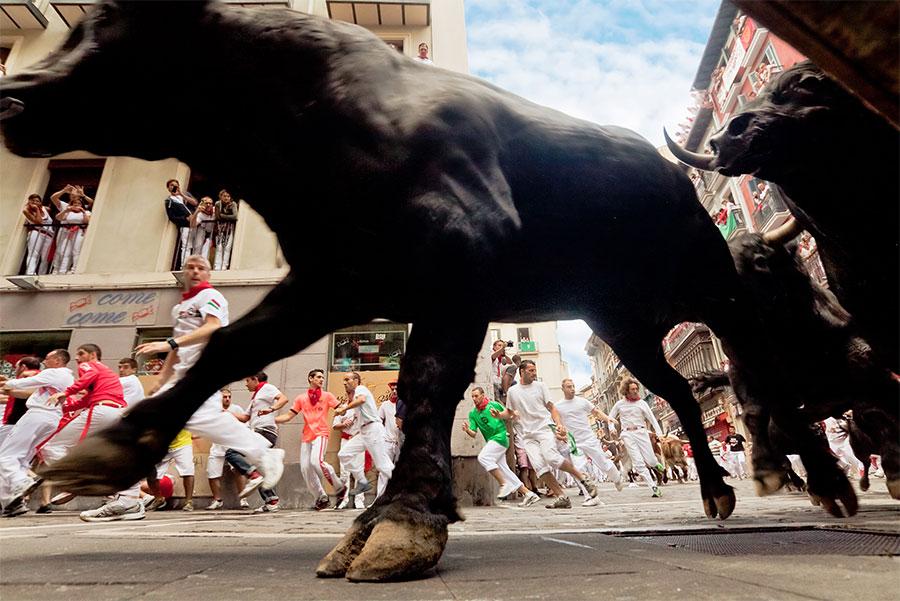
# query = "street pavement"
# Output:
<box><xmin>1</xmin><ymin>479</ymin><xmax>898</xmax><ymax>600</ymax></box>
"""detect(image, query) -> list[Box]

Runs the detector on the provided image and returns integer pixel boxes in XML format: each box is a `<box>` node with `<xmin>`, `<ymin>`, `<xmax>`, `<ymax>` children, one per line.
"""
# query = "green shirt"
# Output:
<box><xmin>468</xmin><ymin>401</ymin><xmax>509</xmax><ymax>448</ymax></box>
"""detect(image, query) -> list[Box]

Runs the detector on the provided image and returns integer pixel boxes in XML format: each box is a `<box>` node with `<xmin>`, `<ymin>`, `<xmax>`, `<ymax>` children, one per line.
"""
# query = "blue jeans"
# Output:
<box><xmin>226</xmin><ymin>428</ymin><xmax>278</xmax><ymax>503</ymax></box>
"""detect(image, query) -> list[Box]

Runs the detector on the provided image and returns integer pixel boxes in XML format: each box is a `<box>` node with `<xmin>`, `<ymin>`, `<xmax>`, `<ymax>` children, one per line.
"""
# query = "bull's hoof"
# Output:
<box><xmin>345</xmin><ymin>520</ymin><xmax>448</xmax><ymax>582</ymax></box>
<box><xmin>859</xmin><ymin>476</ymin><xmax>870</xmax><ymax>492</ymax></box>
<box><xmin>808</xmin><ymin>476</ymin><xmax>858</xmax><ymax>518</ymax></box>
<box><xmin>701</xmin><ymin>482</ymin><xmax>735</xmax><ymax>520</ymax></box>
<box><xmin>316</xmin><ymin>522</ymin><xmax>368</xmax><ymax>578</ymax></box>
<box><xmin>887</xmin><ymin>479</ymin><xmax>900</xmax><ymax>500</ymax></box>
<box><xmin>753</xmin><ymin>470</ymin><xmax>786</xmax><ymax>496</ymax></box>
<box><xmin>37</xmin><ymin>422</ymin><xmax>165</xmax><ymax>495</ymax></box>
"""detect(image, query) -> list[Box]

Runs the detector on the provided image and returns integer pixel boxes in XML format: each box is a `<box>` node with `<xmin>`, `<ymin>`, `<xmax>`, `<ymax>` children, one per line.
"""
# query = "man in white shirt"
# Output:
<box><xmin>335</xmin><ymin>372</ymin><xmax>394</xmax><ymax>499</ymax></box>
<box><xmin>379</xmin><ymin>381</ymin><xmax>403</xmax><ymax>463</ymax></box>
<box><xmin>492</xmin><ymin>361</ymin><xmax>600</xmax><ymax>509</ymax></box>
<box><xmin>333</xmin><ymin>407</ymin><xmax>367</xmax><ymax>510</ymax></box>
<box><xmin>118</xmin><ymin>358</ymin><xmax>144</xmax><ymax>405</ymax></box>
<box><xmin>206</xmin><ymin>388</ymin><xmax>246</xmax><ymax>510</ymax></box>
<box><xmin>555</xmin><ymin>379</ymin><xmax>624</xmax><ymax>504</ymax></box>
<box><xmin>824</xmin><ymin>416</ymin><xmax>864</xmax><ymax>477</ymax></box>
<box><xmin>608</xmin><ymin>378</ymin><xmax>664</xmax><ymax>498</ymax></box>
<box><xmin>0</xmin><ymin>349</ymin><xmax>74</xmax><ymax>516</ymax></box>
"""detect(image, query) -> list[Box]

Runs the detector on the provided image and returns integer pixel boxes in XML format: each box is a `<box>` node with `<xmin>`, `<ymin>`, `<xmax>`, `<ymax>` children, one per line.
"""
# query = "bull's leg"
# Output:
<box><xmin>317</xmin><ymin>320</ymin><xmax>486</xmax><ymax>582</ymax></box>
<box><xmin>741</xmin><ymin>401</ymin><xmax>795</xmax><ymax>495</ymax></box>
<box><xmin>854</xmin><ymin>404</ymin><xmax>900</xmax><ymax>499</ymax></box>
<box><xmin>40</xmin><ymin>275</ymin><xmax>352</xmax><ymax>494</ymax></box>
<box><xmin>605</xmin><ymin>336</ymin><xmax>735</xmax><ymax>519</ymax></box>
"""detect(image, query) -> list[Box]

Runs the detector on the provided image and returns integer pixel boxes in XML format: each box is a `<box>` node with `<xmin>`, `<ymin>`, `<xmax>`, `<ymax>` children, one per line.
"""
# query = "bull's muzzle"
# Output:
<box><xmin>0</xmin><ymin>97</ymin><xmax>26</xmax><ymax>121</ymax></box>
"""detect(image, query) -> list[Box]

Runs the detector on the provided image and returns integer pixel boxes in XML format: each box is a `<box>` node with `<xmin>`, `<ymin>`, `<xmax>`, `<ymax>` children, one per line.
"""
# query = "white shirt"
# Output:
<box><xmin>246</xmin><ymin>382</ymin><xmax>281</xmax><ymax>431</ymax></box>
<box><xmin>379</xmin><ymin>401</ymin><xmax>401</xmax><ymax>443</ymax></box>
<box><xmin>119</xmin><ymin>375</ymin><xmax>144</xmax><ymax>405</ymax></box>
<box><xmin>225</xmin><ymin>403</ymin><xmax>244</xmax><ymax>418</ymax></box>
<box><xmin>506</xmin><ymin>381</ymin><xmax>554</xmax><ymax>437</ymax></box>
<box><xmin>554</xmin><ymin>396</ymin><xmax>596</xmax><ymax>443</ymax></box>
<box><xmin>352</xmin><ymin>385</ymin><xmax>379</xmax><ymax>425</ymax></box>
<box><xmin>824</xmin><ymin>417</ymin><xmax>848</xmax><ymax>443</ymax></box>
<box><xmin>609</xmin><ymin>398</ymin><xmax>663</xmax><ymax>436</ymax></box>
<box><xmin>57</xmin><ymin>200</ymin><xmax>90</xmax><ymax>225</ymax></box>
<box><xmin>5</xmin><ymin>367</ymin><xmax>74</xmax><ymax>413</ymax></box>
<box><xmin>333</xmin><ymin>407</ymin><xmax>360</xmax><ymax>437</ymax></box>
<box><xmin>171</xmin><ymin>287</ymin><xmax>229</xmax><ymax>381</ymax></box>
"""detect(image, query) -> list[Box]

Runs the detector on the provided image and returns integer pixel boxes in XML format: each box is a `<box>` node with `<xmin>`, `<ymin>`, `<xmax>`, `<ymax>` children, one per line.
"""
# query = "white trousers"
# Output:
<box><xmin>213</xmin><ymin>223</ymin><xmax>235</xmax><ymax>270</ymax></box>
<box><xmin>52</xmin><ymin>227</ymin><xmax>85</xmax><ymax>274</ymax></box>
<box><xmin>337</xmin><ymin>436</ymin><xmax>367</xmax><ymax>483</ymax></box>
<box><xmin>360</xmin><ymin>421</ymin><xmax>394</xmax><ymax>497</ymax></box>
<box><xmin>477</xmin><ymin>440</ymin><xmax>523</xmax><ymax>490</ymax></box>
<box><xmin>0</xmin><ymin>409</ymin><xmax>60</xmax><ymax>502</ymax></box>
<box><xmin>0</xmin><ymin>424</ymin><xmax>13</xmax><ymax>448</ymax></box>
<box><xmin>620</xmin><ymin>429</ymin><xmax>658</xmax><ymax>488</ymax></box>
<box><xmin>40</xmin><ymin>405</ymin><xmax>141</xmax><ymax>499</ymax></box>
<box><xmin>207</xmin><ymin>443</ymin><xmax>228</xmax><ymax>479</ymax></box>
<box><xmin>522</xmin><ymin>427</ymin><xmax>565</xmax><ymax>478</ymax></box>
<box><xmin>574</xmin><ymin>437</ymin><xmax>621</xmax><ymax>483</ymax></box>
<box><xmin>25</xmin><ymin>229</ymin><xmax>53</xmax><ymax>275</ymax></box>
<box><xmin>727</xmin><ymin>450</ymin><xmax>747</xmax><ymax>478</ymax></box>
<box><xmin>829</xmin><ymin>439</ymin><xmax>863</xmax><ymax>475</ymax></box>
<box><xmin>300</xmin><ymin>436</ymin><xmax>340</xmax><ymax>497</ymax></box>
<box><xmin>177</xmin><ymin>227</ymin><xmax>191</xmax><ymax>268</ymax></box>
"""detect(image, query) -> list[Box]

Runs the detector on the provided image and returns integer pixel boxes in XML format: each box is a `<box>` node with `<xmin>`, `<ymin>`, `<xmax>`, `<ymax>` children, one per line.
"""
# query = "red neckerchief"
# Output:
<box><xmin>389</xmin><ymin>391</ymin><xmax>398</xmax><ymax>404</ymax></box>
<box><xmin>475</xmin><ymin>397</ymin><xmax>489</xmax><ymax>412</ymax></box>
<box><xmin>182</xmin><ymin>280</ymin><xmax>213</xmax><ymax>300</ymax></box>
<box><xmin>308</xmin><ymin>387</ymin><xmax>322</xmax><ymax>406</ymax></box>
<box><xmin>626</xmin><ymin>396</ymin><xmax>640</xmax><ymax>403</ymax></box>
<box><xmin>251</xmin><ymin>381</ymin><xmax>265</xmax><ymax>399</ymax></box>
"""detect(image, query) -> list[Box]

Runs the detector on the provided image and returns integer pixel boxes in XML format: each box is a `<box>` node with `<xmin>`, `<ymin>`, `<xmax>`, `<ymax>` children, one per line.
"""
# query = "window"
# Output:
<box><xmin>0</xmin><ymin>44</ymin><xmax>12</xmax><ymax>77</ymax></box>
<box><xmin>489</xmin><ymin>328</ymin><xmax>501</xmax><ymax>344</ymax></box>
<box><xmin>764</xmin><ymin>44</ymin><xmax>782</xmax><ymax>70</ymax></box>
<box><xmin>134</xmin><ymin>328</ymin><xmax>172</xmax><ymax>375</ymax></box>
<box><xmin>43</xmin><ymin>159</ymin><xmax>106</xmax><ymax>218</ymax></box>
<box><xmin>0</xmin><ymin>330</ymin><xmax>72</xmax><ymax>376</ymax></box>
<box><xmin>516</xmin><ymin>327</ymin><xmax>531</xmax><ymax>342</ymax></box>
<box><xmin>330</xmin><ymin>323</ymin><xmax>407</xmax><ymax>372</ymax></box>
<box><xmin>382</xmin><ymin>38</ymin><xmax>404</xmax><ymax>53</ymax></box>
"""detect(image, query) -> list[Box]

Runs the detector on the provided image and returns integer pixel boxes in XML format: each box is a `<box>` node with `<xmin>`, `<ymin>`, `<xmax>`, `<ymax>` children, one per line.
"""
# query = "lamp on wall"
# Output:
<box><xmin>6</xmin><ymin>276</ymin><xmax>43</xmax><ymax>291</ymax></box>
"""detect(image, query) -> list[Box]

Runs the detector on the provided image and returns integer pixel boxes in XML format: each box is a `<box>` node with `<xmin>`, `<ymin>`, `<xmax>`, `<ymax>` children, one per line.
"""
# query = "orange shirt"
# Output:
<box><xmin>292</xmin><ymin>390</ymin><xmax>339</xmax><ymax>442</ymax></box>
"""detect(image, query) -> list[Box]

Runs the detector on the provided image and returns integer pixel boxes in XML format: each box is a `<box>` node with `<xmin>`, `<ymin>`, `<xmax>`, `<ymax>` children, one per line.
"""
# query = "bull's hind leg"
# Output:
<box><xmin>318</xmin><ymin>320</ymin><xmax>486</xmax><ymax>582</ymax></box>
<box><xmin>40</xmin><ymin>274</ymin><xmax>349</xmax><ymax>495</ymax></box>
<box><xmin>603</xmin><ymin>332</ymin><xmax>735</xmax><ymax>519</ymax></box>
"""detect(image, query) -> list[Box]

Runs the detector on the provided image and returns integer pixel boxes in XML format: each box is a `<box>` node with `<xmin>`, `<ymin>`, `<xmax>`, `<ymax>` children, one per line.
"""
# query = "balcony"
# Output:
<box><xmin>0</xmin><ymin>0</ymin><xmax>47</xmax><ymax>29</ymax></box>
<box><xmin>326</xmin><ymin>0</ymin><xmax>430</xmax><ymax>27</ymax></box>
<box><xmin>663</xmin><ymin>323</ymin><xmax>721</xmax><ymax>381</ymax></box>
<box><xmin>49</xmin><ymin>0</ymin><xmax>290</xmax><ymax>28</ymax></box>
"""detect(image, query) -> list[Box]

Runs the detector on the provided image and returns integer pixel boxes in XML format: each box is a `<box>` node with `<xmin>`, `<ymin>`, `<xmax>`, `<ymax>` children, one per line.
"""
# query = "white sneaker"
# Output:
<box><xmin>354</xmin><ymin>495</ymin><xmax>366</xmax><ymax>509</ymax></box>
<box><xmin>7</xmin><ymin>476</ymin><xmax>42</xmax><ymax>507</ymax></box>
<box><xmin>582</xmin><ymin>496</ymin><xmax>605</xmax><ymax>507</ymax></box>
<box><xmin>80</xmin><ymin>499</ymin><xmax>145</xmax><ymax>522</ymax></box>
<box><xmin>497</xmin><ymin>481</ymin><xmax>518</xmax><ymax>499</ymax></box>
<box><xmin>519</xmin><ymin>491</ymin><xmax>541</xmax><ymax>507</ymax></box>
<box><xmin>239</xmin><ymin>498</ymin><xmax>250</xmax><ymax>509</ymax></box>
<box><xmin>239</xmin><ymin>472</ymin><xmax>264</xmax><ymax>498</ymax></box>
<box><xmin>253</xmin><ymin>501</ymin><xmax>280</xmax><ymax>513</ymax></box>
<box><xmin>581</xmin><ymin>476</ymin><xmax>600</xmax><ymax>498</ymax></box>
<box><xmin>614</xmin><ymin>477</ymin><xmax>624</xmax><ymax>492</ymax></box>
<box><xmin>259</xmin><ymin>448</ymin><xmax>285</xmax><ymax>490</ymax></box>
<box><xmin>206</xmin><ymin>499</ymin><xmax>224</xmax><ymax>510</ymax></box>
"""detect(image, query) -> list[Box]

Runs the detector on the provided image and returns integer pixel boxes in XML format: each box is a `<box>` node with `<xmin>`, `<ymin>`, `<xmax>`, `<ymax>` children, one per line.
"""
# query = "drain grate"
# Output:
<box><xmin>618</xmin><ymin>528</ymin><xmax>900</xmax><ymax>556</ymax></box>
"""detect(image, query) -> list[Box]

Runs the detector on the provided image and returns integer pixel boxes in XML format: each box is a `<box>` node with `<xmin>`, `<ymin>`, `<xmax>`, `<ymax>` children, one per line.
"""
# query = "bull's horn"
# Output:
<box><xmin>663</xmin><ymin>128</ymin><xmax>715</xmax><ymax>170</ymax></box>
<box><xmin>763</xmin><ymin>216</ymin><xmax>803</xmax><ymax>244</ymax></box>
<box><xmin>0</xmin><ymin>97</ymin><xmax>25</xmax><ymax>120</ymax></box>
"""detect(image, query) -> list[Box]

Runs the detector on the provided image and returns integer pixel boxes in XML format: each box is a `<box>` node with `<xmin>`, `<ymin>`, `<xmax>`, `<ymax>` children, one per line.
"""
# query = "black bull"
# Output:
<box><xmin>0</xmin><ymin>0</ymin><xmax>815</xmax><ymax>581</ymax></box>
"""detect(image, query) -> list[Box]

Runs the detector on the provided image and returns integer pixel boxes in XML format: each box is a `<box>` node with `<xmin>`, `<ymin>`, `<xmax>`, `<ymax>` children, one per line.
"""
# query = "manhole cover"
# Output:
<box><xmin>618</xmin><ymin>528</ymin><xmax>899</xmax><ymax>556</ymax></box>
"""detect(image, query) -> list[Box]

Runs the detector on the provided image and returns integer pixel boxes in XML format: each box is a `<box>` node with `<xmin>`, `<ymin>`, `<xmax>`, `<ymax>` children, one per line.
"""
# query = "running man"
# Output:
<box><xmin>555</xmin><ymin>379</ymin><xmax>624</xmax><ymax>503</ymax></box>
<box><xmin>608</xmin><ymin>378</ymin><xmax>664</xmax><ymax>497</ymax></box>
<box><xmin>135</xmin><ymin>255</ymin><xmax>284</xmax><ymax>501</ymax></box>
<box><xmin>492</xmin><ymin>360</ymin><xmax>600</xmax><ymax>509</ymax></box>
<box><xmin>461</xmin><ymin>386</ymin><xmax>540</xmax><ymax>507</ymax></box>
<box><xmin>276</xmin><ymin>369</ymin><xmax>344</xmax><ymax>510</ymax></box>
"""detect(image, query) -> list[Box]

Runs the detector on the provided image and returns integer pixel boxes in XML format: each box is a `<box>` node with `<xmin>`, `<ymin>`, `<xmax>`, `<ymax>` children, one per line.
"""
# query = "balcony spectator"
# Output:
<box><xmin>189</xmin><ymin>196</ymin><xmax>216</xmax><ymax>261</ymax></box>
<box><xmin>164</xmin><ymin>179</ymin><xmax>198</xmax><ymax>270</ymax></box>
<box><xmin>414</xmin><ymin>42</ymin><xmax>433</xmax><ymax>65</ymax></box>
<box><xmin>753</xmin><ymin>181</ymin><xmax>770</xmax><ymax>213</ymax></box>
<box><xmin>49</xmin><ymin>186</ymin><xmax>91</xmax><ymax>274</ymax></box>
<box><xmin>21</xmin><ymin>194</ymin><xmax>53</xmax><ymax>275</ymax></box>
<box><xmin>213</xmin><ymin>189</ymin><xmax>238</xmax><ymax>270</ymax></box>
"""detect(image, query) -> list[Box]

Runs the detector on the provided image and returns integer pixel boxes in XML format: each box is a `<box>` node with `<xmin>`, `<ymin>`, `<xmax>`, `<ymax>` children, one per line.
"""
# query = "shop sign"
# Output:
<box><xmin>64</xmin><ymin>292</ymin><xmax>160</xmax><ymax>328</ymax></box>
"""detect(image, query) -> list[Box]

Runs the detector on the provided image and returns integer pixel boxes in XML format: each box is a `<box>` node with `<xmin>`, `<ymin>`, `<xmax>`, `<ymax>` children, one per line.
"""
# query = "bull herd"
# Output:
<box><xmin>0</xmin><ymin>0</ymin><xmax>896</xmax><ymax>582</ymax></box>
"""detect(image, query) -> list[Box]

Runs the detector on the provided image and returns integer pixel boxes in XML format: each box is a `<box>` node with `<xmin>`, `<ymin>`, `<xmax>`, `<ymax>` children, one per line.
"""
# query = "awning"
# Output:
<box><xmin>0</xmin><ymin>0</ymin><xmax>48</xmax><ymax>30</ymax></box>
<box><xmin>327</xmin><ymin>1</ymin><xmax>430</xmax><ymax>27</ymax></box>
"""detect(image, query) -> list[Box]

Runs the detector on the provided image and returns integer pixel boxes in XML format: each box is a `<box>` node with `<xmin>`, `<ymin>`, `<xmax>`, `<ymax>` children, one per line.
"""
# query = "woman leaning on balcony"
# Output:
<box><xmin>21</xmin><ymin>194</ymin><xmax>54</xmax><ymax>275</ymax></box>
<box><xmin>49</xmin><ymin>185</ymin><xmax>92</xmax><ymax>274</ymax></box>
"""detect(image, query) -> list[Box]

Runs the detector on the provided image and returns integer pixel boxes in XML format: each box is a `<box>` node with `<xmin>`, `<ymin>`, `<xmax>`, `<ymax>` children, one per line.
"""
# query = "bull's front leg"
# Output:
<box><xmin>40</xmin><ymin>274</ymin><xmax>350</xmax><ymax>494</ymax></box>
<box><xmin>317</xmin><ymin>320</ymin><xmax>486</xmax><ymax>582</ymax></box>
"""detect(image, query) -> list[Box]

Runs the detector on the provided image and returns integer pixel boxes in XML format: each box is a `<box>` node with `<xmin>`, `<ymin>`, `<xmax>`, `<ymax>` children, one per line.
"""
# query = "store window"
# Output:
<box><xmin>0</xmin><ymin>330</ymin><xmax>73</xmax><ymax>377</ymax></box>
<box><xmin>330</xmin><ymin>323</ymin><xmax>407</xmax><ymax>372</ymax></box>
<box><xmin>134</xmin><ymin>328</ymin><xmax>172</xmax><ymax>375</ymax></box>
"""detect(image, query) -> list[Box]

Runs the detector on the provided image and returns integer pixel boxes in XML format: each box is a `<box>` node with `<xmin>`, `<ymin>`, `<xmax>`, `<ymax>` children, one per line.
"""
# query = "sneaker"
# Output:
<box><xmin>2</xmin><ymin>500</ymin><xmax>28</xmax><ymax>518</ymax></box>
<box><xmin>350</xmin><ymin>481</ymin><xmax>372</xmax><ymax>496</ymax></box>
<box><xmin>182</xmin><ymin>500</ymin><xmax>194</xmax><ymax>512</ymax></box>
<box><xmin>254</xmin><ymin>501</ymin><xmax>281</xmax><ymax>513</ymax></box>
<box><xmin>334</xmin><ymin>483</ymin><xmax>348</xmax><ymax>499</ymax></box>
<box><xmin>239</xmin><ymin>498</ymin><xmax>250</xmax><ymax>509</ymax></box>
<box><xmin>259</xmin><ymin>448</ymin><xmax>285</xmax><ymax>490</ymax></box>
<box><xmin>50</xmin><ymin>491</ymin><xmax>76</xmax><ymax>506</ymax></box>
<box><xmin>335</xmin><ymin>497</ymin><xmax>350</xmax><ymax>510</ymax></box>
<box><xmin>651</xmin><ymin>486</ymin><xmax>662</xmax><ymax>498</ymax></box>
<box><xmin>36</xmin><ymin>504</ymin><xmax>53</xmax><ymax>514</ymax></box>
<box><xmin>582</xmin><ymin>496</ymin><xmax>605</xmax><ymax>507</ymax></box>
<box><xmin>497</xmin><ymin>481</ymin><xmax>519</xmax><ymax>499</ymax></box>
<box><xmin>80</xmin><ymin>499</ymin><xmax>145</xmax><ymax>522</ymax></box>
<box><xmin>580</xmin><ymin>476</ymin><xmax>600</xmax><ymax>498</ymax></box>
<box><xmin>145</xmin><ymin>496</ymin><xmax>167</xmax><ymax>511</ymax></box>
<box><xmin>614</xmin><ymin>476</ymin><xmax>624</xmax><ymax>492</ymax></box>
<box><xmin>9</xmin><ymin>476</ymin><xmax>43</xmax><ymax>507</ymax></box>
<box><xmin>239</xmin><ymin>471</ymin><xmax>265</xmax><ymax>499</ymax></box>
<box><xmin>545</xmin><ymin>496</ymin><xmax>572</xmax><ymax>509</ymax></box>
<box><xmin>872</xmin><ymin>468</ymin><xmax>885</xmax><ymax>478</ymax></box>
<box><xmin>313</xmin><ymin>494</ymin><xmax>330</xmax><ymax>511</ymax></box>
<box><xmin>354</xmin><ymin>495</ymin><xmax>366</xmax><ymax>510</ymax></box>
<box><xmin>519</xmin><ymin>491</ymin><xmax>541</xmax><ymax>507</ymax></box>
<box><xmin>655</xmin><ymin>462</ymin><xmax>665</xmax><ymax>473</ymax></box>
<box><xmin>206</xmin><ymin>499</ymin><xmax>224</xmax><ymax>510</ymax></box>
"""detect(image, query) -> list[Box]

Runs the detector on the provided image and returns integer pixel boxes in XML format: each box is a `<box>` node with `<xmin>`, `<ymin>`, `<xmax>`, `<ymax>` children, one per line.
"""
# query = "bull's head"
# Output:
<box><xmin>665</xmin><ymin>61</ymin><xmax>856</xmax><ymax>181</ymax></box>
